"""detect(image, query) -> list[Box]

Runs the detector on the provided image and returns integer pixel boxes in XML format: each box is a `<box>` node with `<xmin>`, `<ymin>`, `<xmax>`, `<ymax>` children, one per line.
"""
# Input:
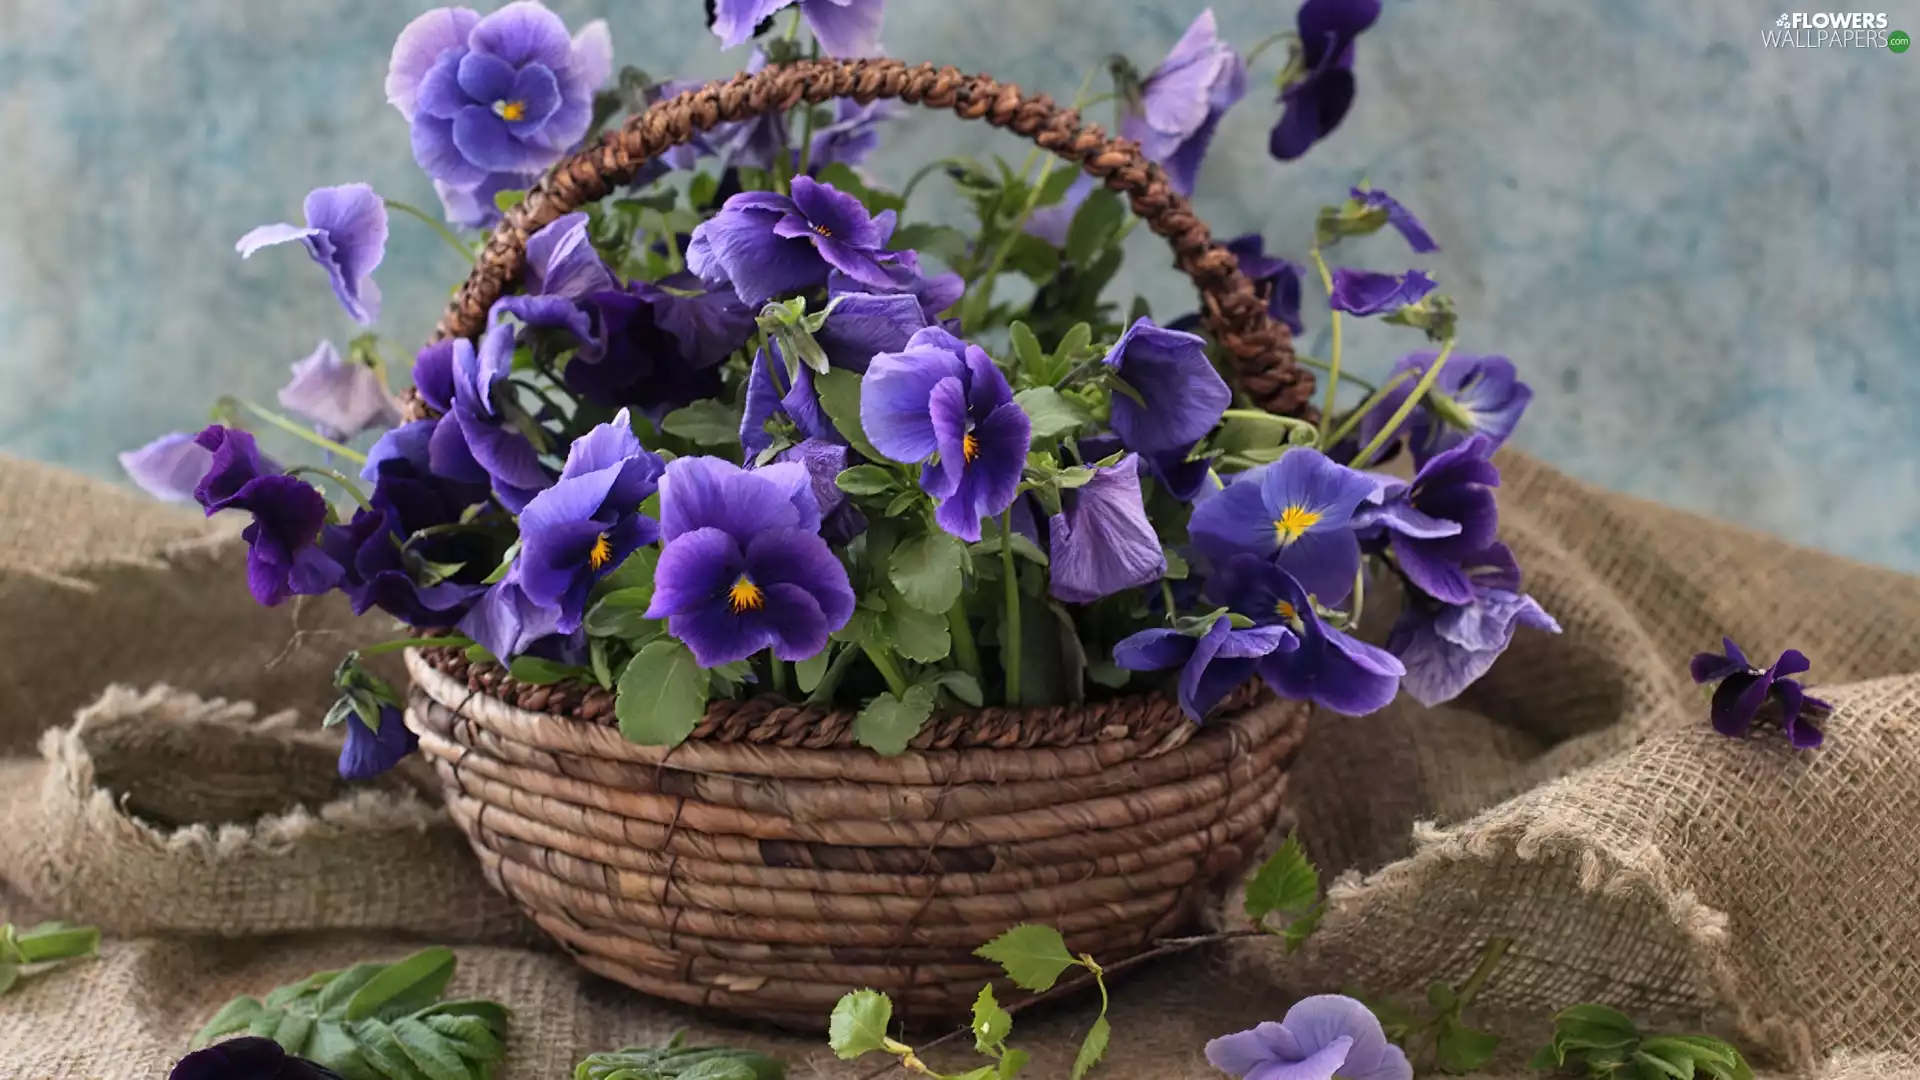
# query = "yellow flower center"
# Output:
<box><xmin>587</xmin><ymin>533</ymin><xmax>613</xmax><ymax>570</ymax></box>
<box><xmin>1274</xmin><ymin>600</ymin><xmax>1298</xmax><ymax>621</ymax></box>
<box><xmin>962</xmin><ymin>432</ymin><xmax>980</xmax><ymax>462</ymax></box>
<box><xmin>812</xmin><ymin>222</ymin><xmax>833</xmax><ymax>237</ymax></box>
<box><xmin>1273</xmin><ymin>505</ymin><xmax>1322</xmax><ymax>545</ymax></box>
<box><xmin>728</xmin><ymin>575</ymin><xmax>766</xmax><ymax>614</ymax></box>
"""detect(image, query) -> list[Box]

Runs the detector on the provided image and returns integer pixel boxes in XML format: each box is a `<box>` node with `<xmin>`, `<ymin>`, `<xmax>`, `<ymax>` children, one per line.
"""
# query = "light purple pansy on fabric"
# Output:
<box><xmin>1206</xmin><ymin>994</ymin><xmax>1413</xmax><ymax>1080</ymax></box>
<box><xmin>237</xmin><ymin>184</ymin><xmax>389</xmax><ymax>325</ymax></box>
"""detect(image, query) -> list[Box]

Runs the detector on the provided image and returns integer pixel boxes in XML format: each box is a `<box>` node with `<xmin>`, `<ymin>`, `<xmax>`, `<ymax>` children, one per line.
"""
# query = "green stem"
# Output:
<box><xmin>1000</xmin><ymin>510</ymin><xmax>1023</xmax><ymax>704</ymax></box>
<box><xmin>1320</xmin><ymin>369</ymin><xmax>1415</xmax><ymax>449</ymax></box>
<box><xmin>947</xmin><ymin>607</ymin><xmax>982</xmax><ymax>680</ymax></box>
<box><xmin>1160</xmin><ymin>578</ymin><xmax>1179</xmax><ymax>620</ymax></box>
<box><xmin>356</xmin><ymin>636</ymin><xmax>471</xmax><ymax>657</ymax></box>
<box><xmin>769</xmin><ymin>652</ymin><xmax>791</xmax><ymax>698</ymax></box>
<box><xmin>785</xmin><ymin>8</ymin><xmax>802</xmax><ymax>39</ymax></box>
<box><xmin>899</xmin><ymin>159</ymin><xmax>956</xmax><ymax>207</ymax></box>
<box><xmin>1348</xmin><ymin>561</ymin><xmax>1367</xmax><ymax>626</ymax></box>
<box><xmin>1310</xmin><ymin>248</ymin><xmax>1343</xmax><ymax>443</ymax></box>
<box><xmin>384</xmin><ymin>199</ymin><xmax>476</xmax><ymax>263</ymax></box>
<box><xmin>1244</xmin><ymin>30</ymin><xmax>1295</xmax><ymax>67</ymax></box>
<box><xmin>1220</xmin><ymin>408</ymin><xmax>1321</xmax><ymax>447</ymax></box>
<box><xmin>232</xmin><ymin>400</ymin><xmax>367</xmax><ymax>463</ymax></box>
<box><xmin>284</xmin><ymin>465</ymin><xmax>374</xmax><ymax>511</ymax></box>
<box><xmin>861</xmin><ymin>642</ymin><xmax>910</xmax><ymax>698</ymax></box>
<box><xmin>962</xmin><ymin>152</ymin><xmax>1058</xmax><ymax>332</ymax></box>
<box><xmin>1350</xmin><ymin>338</ymin><xmax>1456</xmax><ymax>467</ymax></box>
<box><xmin>1294</xmin><ymin>354</ymin><xmax>1379</xmax><ymax>392</ymax></box>
<box><xmin>1453</xmin><ymin>936</ymin><xmax>1512</xmax><ymax>1011</ymax></box>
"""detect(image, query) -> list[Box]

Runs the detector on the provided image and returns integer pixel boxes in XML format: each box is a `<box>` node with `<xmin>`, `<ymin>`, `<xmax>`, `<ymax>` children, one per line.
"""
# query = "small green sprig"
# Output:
<box><xmin>0</xmin><ymin>921</ymin><xmax>101</xmax><ymax>995</ymax></box>
<box><xmin>1241</xmin><ymin>833</ymin><xmax>1326</xmax><ymax>950</ymax></box>
<box><xmin>1362</xmin><ymin>937</ymin><xmax>1509</xmax><ymax>1075</ymax></box>
<box><xmin>1528</xmin><ymin>1006</ymin><xmax>1753</xmax><ymax>1080</ymax></box>
<box><xmin>574</xmin><ymin>1031</ymin><xmax>786</xmax><ymax>1080</ymax></box>
<box><xmin>190</xmin><ymin>946</ymin><xmax>509</xmax><ymax>1080</ymax></box>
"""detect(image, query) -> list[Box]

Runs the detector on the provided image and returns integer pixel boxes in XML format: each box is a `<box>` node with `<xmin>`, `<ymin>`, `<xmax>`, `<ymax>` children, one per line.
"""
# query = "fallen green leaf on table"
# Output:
<box><xmin>0</xmin><ymin>920</ymin><xmax>101</xmax><ymax>995</ymax></box>
<box><xmin>575</xmin><ymin>1031</ymin><xmax>786</xmax><ymax>1080</ymax></box>
<box><xmin>1529</xmin><ymin>1005</ymin><xmax>1754</xmax><ymax>1080</ymax></box>
<box><xmin>189</xmin><ymin>946</ymin><xmax>510</xmax><ymax>1080</ymax></box>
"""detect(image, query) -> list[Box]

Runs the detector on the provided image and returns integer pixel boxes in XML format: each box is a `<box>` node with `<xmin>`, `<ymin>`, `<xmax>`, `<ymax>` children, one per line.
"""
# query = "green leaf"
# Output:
<box><xmin>689</xmin><ymin>172</ymin><xmax>720</xmax><ymax>209</ymax></box>
<box><xmin>890</xmin><ymin>223</ymin><xmax>973</xmax><ymax>270</ymax></box>
<box><xmin>1434</xmin><ymin>1020</ymin><xmax>1500</xmax><ymax>1074</ymax></box>
<box><xmin>584</xmin><ymin>587</ymin><xmax>660</xmax><ymax>641</ymax></box>
<box><xmin>391</xmin><ymin>1016</ymin><xmax>475</xmax><ymax>1080</ymax></box>
<box><xmin>854</xmin><ymin>684</ymin><xmax>936</xmax><ymax>756</ymax></box>
<box><xmin>1554</xmin><ymin>1004</ymin><xmax>1642</xmax><ymax>1049</ymax></box>
<box><xmin>971</xmin><ymin>984</ymin><xmax>1013</xmax><ymax>1053</ymax></box>
<box><xmin>273</xmin><ymin>1011</ymin><xmax>316</xmax><ymax>1056</ymax></box>
<box><xmin>883</xmin><ymin>489</ymin><xmax>921</xmax><ymax>518</ymax></box>
<box><xmin>926</xmin><ymin>670</ymin><xmax>984</xmax><ymax>708</ymax></box>
<box><xmin>883</xmin><ymin>599</ymin><xmax>951</xmax><ymax>663</ymax></box>
<box><xmin>827</xmin><ymin>989</ymin><xmax>895</xmax><ymax>1059</ymax></box>
<box><xmin>616</xmin><ymin>640</ymin><xmax>711</xmax><ymax>747</ymax></box>
<box><xmin>1071</xmin><ymin>1015</ymin><xmax>1110</xmax><ymax>1080</ymax></box>
<box><xmin>494</xmin><ymin>190</ymin><xmax>526</xmax><ymax>212</ymax></box>
<box><xmin>353</xmin><ymin>1017</ymin><xmax>430</xmax><ymax>1080</ymax></box>
<box><xmin>1086</xmin><ymin>662</ymin><xmax>1130</xmax><ymax>689</ymax></box>
<box><xmin>1527</xmin><ymin>1042</ymin><xmax>1568</xmax><ymax>1071</ymax></box>
<box><xmin>1065</xmin><ymin>189</ymin><xmax>1126</xmax><ymax>266</ymax></box>
<box><xmin>344</xmin><ymin>947</ymin><xmax>457</xmax><ymax>1022</ymax></box>
<box><xmin>12</xmin><ymin>922</ymin><xmax>99</xmax><ymax>963</ymax></box>
<box><xmin>307</xmin><ymin>1021</ymin><xmax>382</xmax><ymax>1080</ymax></box>
<box><xmin>1008</xmin><ymin>322</ymin><xmax>1044</xmax><ymax>378</ymax></box>
<box><xmin>997</xmin><ymin>1047</ymin><xmax>1030</xmax><ymax>1080</ymax></box>
<box><xmin>813</xmin><ymin>163</ymin><xmax>905</xmax><ymax>215</ymax></box>
<box><xmin>661</xmin><ymin>400</ymin><xmax>744</xmax><ymax>447</ymax></box>
<box><xmin>1281</xmin><ymin>906</ymin><xmax>1325</xmax><ymax>952</ymax></box>
<box><xmin>0</xmin><ymin>961</ymin><xmax>16</xmax><ymax>996</ymax></box>
<box><xmin>889</xmin><ymin>532</ymin><xmax>966</xmax><ymax>614</ymax></box>
<box><xmin>795</xmin><ymin>648</ymin><xmax>832</xmax><ymax>694</ymax></box>
<box><xmin>1013</xmin><ymin>387</ymin><xmax>1093</xmax><ymax>443</ymax></box>
<box><xmin>1632</xmin><ymin>1050</ymin><xmax>1694</xmax><ymax>1080</ymax></box>
<box><xmin>193</xmin><ymin>996</ymin><xmax>268</xmax><ymax>1048</ymax></box>
<box><xmin>1243</xmin><ymin>833</ymin><xmax>1319</xmax><ymax>923</ymax></box>
<box><xmin>815</xmin><ymin>369</ymin><xmax>884</xmax><ymax>462</ymax></box>
<box><xmin>601</xmin><ymin>546</ymin><xmax>659</xmax><ymax>593</ymax></box>
<box><xmin>1426</xmin><ymin>981</ymin><xmax>1457</xmax><ymax>1011</ymax></box>
<box><xmin>1053</xmin><ymin>323</ymin><xmax>1094</xmax><ymax>366</ymax></box>
<box><xmin>835</xmin><ymin>465</ymin><xmax>897</xmax><ymax>496</ymax></box>
<box><xmin>508</xmin><ymin>656</ymin><xmax>591</xmax><ymax>686</ymax></box>
<box><xmin>1002</xmin><ymin>234</ymin><xmax>1062</xmax><ymax>283</ymax></box>
<box><xmin>974</xmin><ymin>924</ymin><xmax>1076</xmax><ymax>992</ymax></box>
<box><xmin>421</xmin><ymin>1014</ymin><xmax>505</xmax><ymax>1062</ymax></box>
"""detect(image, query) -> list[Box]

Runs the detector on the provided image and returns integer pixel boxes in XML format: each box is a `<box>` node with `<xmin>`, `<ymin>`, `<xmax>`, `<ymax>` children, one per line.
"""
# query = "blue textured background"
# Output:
<box><xmin>3</xmin><ymin>1</ymin><xmax>1915</xmax><ymax>568</ymax></box>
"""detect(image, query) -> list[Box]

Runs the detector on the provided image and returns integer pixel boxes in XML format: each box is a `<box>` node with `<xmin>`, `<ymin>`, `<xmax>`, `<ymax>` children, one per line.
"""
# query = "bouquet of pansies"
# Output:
<box><xmin>120</xmin><ymin>0</ymin><xmax>1558</xmax><ymax>779</ymax></box>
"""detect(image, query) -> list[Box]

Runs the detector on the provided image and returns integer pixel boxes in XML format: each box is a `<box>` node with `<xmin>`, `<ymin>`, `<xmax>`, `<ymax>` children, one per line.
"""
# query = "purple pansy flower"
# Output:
<box><xmin>1114</xmin><ymin>615</ymin><xmax>1295</xmax><ymax>723</ymax></box>
<box><xmin>1226</xmin><ymin>234</ymin><xmax>1306</xmax><ymax>335</ymax></box>
<box><xmin>119</xmin><ymin>432</ymin><xmax>214</xmax><ymax>503</ymax></box>
<box><xmin>1353</xmin><ymin>435</ymin><xmax>1498</xmax><ymax>605</ymax></box>
<box><xmin>192</xmin><ymin>426</ymin><xmax>343</xmax><ymax>607</ymax></box>
<box><xmin>1328</xmin><ymin>267</ymin><xmax>1435</xmax><ymax>316</ymax></box>
<box><xmin>644</xmin><ymin>456</ymin><xmax>855</xmax><ymax>667</ymax></box>
<box><xmin>776</xmin><ymin>437</ymin><xmax>864</xmax><ymax>544</ymax></box>
<box><xmin>434</xmin><ymin>170</ymin><xmax>527</xmax><ymax>230</ymax></box>
<box><xmin>1388</xmin><ymin>542</ymin><xmax>1559</xmax><ymax>708</ymax></box>
<box><xmin>829</xmin><ymin>249</ymin><xmax>965</xmax><ymax>325</ymax></box>
<box><xmin>1121</xmin><ymin>9</ymin><xmax>1246</xmax><ymax>196</ymax></box>
<box><xmin>431</xmin><ymin>321</ymin><xmax>553</xmax><ymax>512</ymax></box>
<box><xmin>459</xmin><ymin>571</ymin><xmax>567</xmax><ymax>663</ymax></box>
<box><xmin>1103</xmin><ymin>317</ymin><xmax>1232</xmax><ymax>454</ymax></box>
<box><xmin>1025</xmin><ymin>174</ymin><xmax>1096</xmax><ymax>249</ymax></box>
<box><xmin>1206</xmin><ymin>994</ymin><xmax>1412</xmax><ymax>1080</ymax></box>
<box><xmin>1269</xmin><ymin>0</ymin><xmax>1382</xmax><ymax>162</ymax></box>
<box><xmin>1209</xmin><ymin>555</ymin><xmax>1403</xmax><ymax>716</ymax></box>
<box><xmin>809</xmin><ymin>97</ymin><xmax>901</xmax><ymax>169</ymax></box>
<box><xmin>169</xmin><ymin>1036</ymin><xmax>344</xmax><ymax>1080</ymax></box>
<box><xmin>708</xmin><ymin>0</ymin><xmax>886</xmax><ymax>57</ymax></box>
<box><xmin>1049</xmin><ymin>454</ymin><xmax>1168</xmax><ymax>604</ymax></box>
<box><xmin>1357</xmin><ymin>351</ymin><xmax>1534</xmax><ymax>467</ymax></box>
<box><xmin>516</xmin><ymin>410</ymin><xmax>665</xmax><ymax>632</ymax></box>
<box><xmin>277</xmin><ymin>340</ymin><xmax>401</xmax><ymax>441</ymax></box>
<box><xmin>1080</xmin><ymin>432</ymin><xmax>1213</xmax><ymax>506</ymax></box>
<box><xmin>1690</xmin><ymin>637</ymin><xmax>1830</xmax><ymax>749</ymax></box>
<box><xmin>236</xmin><ymin>183</ymin><xmax>388</xmax><ymax>325</ymax></box>
<box><xmin>338</xmin><ymin>704</ymin><xmax>420</xmax><ymax>781</ymax></box>
<box><xmin>388</xmin><ymin>3</ymin><xmax>611</xmax><ymax>214</ymax></box>
<box><xmin>861</xmin><ymin>326</ymin><xmax>1032</xmax><ymax>542</ymax></box>
<box><xmin>742</xmin><ymin>340</ymin><xmax>837</xmax><ymax>461</ymax></box>
<box><xmin>1187</xmin><ymin>448</ymin><xmax>1378</xmax><ymax>604</ymax></box>
<box><xmin>542</xmin><ymin>279</ymin><xmax>743</xmax><ymax>420</ymax></box>
<box><xmin>815</xmin><ymin>290</ymin><xmax>933</xmax><ymax>372</ymax></box>
<box><xmin>1352</xmin><ymin>186</ymin><xmax>1438</xmax><ymax>253</ymax></box>
<box><xmin>688</xmin><ymin>176</ymin><xmax>902</xmax><ymax>307</ymax></box>
<box><xmin>523</xmin><ymin>211</ymin><xmax>616</xmax><ymax>299</ymax></box>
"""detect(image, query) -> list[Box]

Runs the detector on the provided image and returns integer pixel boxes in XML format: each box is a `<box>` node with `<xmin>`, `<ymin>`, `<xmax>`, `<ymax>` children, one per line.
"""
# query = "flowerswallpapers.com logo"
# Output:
<box><xmin>1763</xmin><ymin>11</ymin><xmax>1904</xmax><ymax>48</ymax></box>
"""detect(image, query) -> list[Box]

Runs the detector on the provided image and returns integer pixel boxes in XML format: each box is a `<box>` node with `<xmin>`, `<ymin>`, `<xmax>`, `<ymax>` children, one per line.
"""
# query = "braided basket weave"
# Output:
<box><xmin>403</xmin><ymin>56</ymin><xmax>1316</xmax><ymax>1027</ymax></box>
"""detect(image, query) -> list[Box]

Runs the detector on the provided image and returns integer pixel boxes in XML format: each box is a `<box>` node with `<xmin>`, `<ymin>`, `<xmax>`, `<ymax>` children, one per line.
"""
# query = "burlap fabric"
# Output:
<box><xmin>0</xmin><ymin>450</ymin><xmax>1916</xmax><ymax>1079</ymax></box>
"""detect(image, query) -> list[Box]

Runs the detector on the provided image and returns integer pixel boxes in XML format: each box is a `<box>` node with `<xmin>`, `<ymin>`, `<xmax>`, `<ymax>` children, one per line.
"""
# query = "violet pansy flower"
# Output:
<box><xmin>1269</xmin><ymin>0</ymin><xmax>1382</xmax><ymax>162</ymax></box>
<box><xmin>522</xmin><ymin>211</ymin><xmax>616</xmax><ymax>299</ymax></box>
<box><xmin>741</xmin><ymin>340</ymin><xmax>837</xmax><ymax>461</ymax></box>
<box><xmin>1102</xmin><ymin>317</ymin><xmax>1231</xmax><ymax>454</ymax></box>
<box><xmin>815</xmin><ymin>290</ymin><xmax>933</xmax><ymax>372</ymax></box>
<box><xmin>432</xmin><ymin>321</ymin><xmax>553</xmax><ymax>512</ymax></box>
<box><xmin>1206</xmin><ymin>994</ymin><xmax>1412</xmax><ymax>1080</ymax></box>
<box><xmin>808</xmin><ymin>97</ymin><xmax>901</xmax><ymax>170</ymax></box>
<box><xmin>1328</xmin><ymin>267</ymin><xmax>1436</xmax><ymax>317</ymax></box>
<box><xmin>1121</xmin><ymin>9</ymin><xmax>1246</xmax><ymax>196</ymax></box>
<box><xmin>1352</xmin><ymin>186</ymin><xmax>1439</xmax><ymax>253</ymax></box>
<box><xmin>708</xmin><ymin>0</ymin><xmax>886</xmax><ymax>57</ymax></box>
<box><xmin>277</xmin><ymin>340</ymin><xmax>401</xmax><ymax>441</ymax></box>
<box><xmin>515</xmin><ymin>409</ymin><xmax>665</xmax><ymax>633</ymax></box>
<box><xmin>1048</xmin><ymin>454</ymin><xmax>1168</xmax><ymax>604</ymax></box>
<box><xmin>1113</xmin><ymin>615</ymin><xmax>1295</xmax><ymax>723</ymax></box>
<box><xmin>1357</xmin><ymin>351</ymin><xmax>1534</xmax><ymax>467</ymax></box>
<box><xmin>1187</xmin><ymin>447</ymin><xmax>1378</xmax><ymax>604</ymax></box>
<box><xmin>1388</xmin><ymin>542</ymin><xmax>1559</xmax><ymax>707</ymax></box>
<box><xmin>338</xmin><ymin>704</ymin><xmax>420</xmax><ymax>782</ymax></box>
<box><xmin>861</xmin><ymin>326</ymin><xmax>1031</xmax><ymax>542</ymax></box>
<box><xmin>192</xmin><ymin>426</ymin><xmax>343</xmax><ymax>607</ymax></box>
<box><xmin>1225</xmin><ymin>234</ymin><xmax>1305</xmax><ymax>335</ymax></box>
<box><xmin>687</xmin><ymin>176</ymin><xmax>902</xmax><ymax>307</ymax></box>
<box><xmin>119</xmin><ymin>432</ymin><xmax>214</xmax><ymax>503</ymax></box>
<box><xmin>1079</xmin><ymin>432</ymin><xmax>1214</xmax><ymax>506</ymax></box>
<box><xmin>829</xmin><ymin>250</ymin><xmax>965</xmax><ymax>326</ymax></box>
<box><xmin>169</xmin><ymin>1036</ymin><xmax>344</xmax><ymax>1080</ymax></box>
<box><xmin>237</xmin><ymin>183</ymin><xmax>388</xmax><ymax>325</ymax></box>
<box><xmin>1690</xmin><ymin>637</ymin><xmax>1830</xmax><ymax>749</ymax></box>
<box><xmin>644</xmin><ymin>456</ymin><xmax>855</xmax><ymax>667</ymax></box>
<box><xmin>1210</xmin><ymin>555</ymin><xmax>1404</xmax><ymax>716</ymax></box>
<box><xmin>460</xmin><ymin>571</ymin><xmax>566</xmax><ymax>663</ymax></box>
<box><xmin>1024</xmin><ymin>174</ymin><xmax>1096</xmax><ymax>249</ymax></box>
<box><xmin>1353</xmin><ymin>435</ymin><xmax>1499</xmax><ymax>605</ymax></box>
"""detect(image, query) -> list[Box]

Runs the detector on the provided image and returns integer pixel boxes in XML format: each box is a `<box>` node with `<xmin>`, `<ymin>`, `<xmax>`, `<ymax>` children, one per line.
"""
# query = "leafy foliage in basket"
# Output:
<box><xmin>121</xmin><ymin>0</ymin><xmax>1560</xmax><ymax>773</ymax></box>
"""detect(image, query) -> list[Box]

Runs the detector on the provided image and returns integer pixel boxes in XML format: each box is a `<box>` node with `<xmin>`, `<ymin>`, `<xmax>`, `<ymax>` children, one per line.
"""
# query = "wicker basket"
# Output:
<box><xmin>402</xmin><ymin>55</ymin><xmax>1317</xmax><ymax>1027</ymax></box>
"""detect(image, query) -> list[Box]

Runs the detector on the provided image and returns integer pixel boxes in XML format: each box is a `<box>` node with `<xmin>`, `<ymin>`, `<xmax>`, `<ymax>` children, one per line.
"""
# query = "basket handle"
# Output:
<box><xmin>430</xmin><ymin>56</ymin><xmax>1313</xmax><ymax>418</ymax></box>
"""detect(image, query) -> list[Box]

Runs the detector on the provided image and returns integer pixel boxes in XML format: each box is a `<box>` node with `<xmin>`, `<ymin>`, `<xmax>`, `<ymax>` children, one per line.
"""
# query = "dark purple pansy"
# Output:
<box><xmin>1113</xmin><ymin>615</ymin><xmax>1295</xmax><ymax>723</ymax></box>
<box><xmin>515</xmin><ymin>409</ymin><xmax>665</xmax><ymax>633</ymax></box>
<box><xmin>1352</xmin><ymin>435</ymin><xmax>1499</xmax><ymax>605</ymax></box>
<box><xmin>1121</xmin><ymin>9</ymin><xmax>1246</xmax><ymax>196</ymax></box>
<box><xmin>1210</xmin><ymin>555</ymin><xmax>1404</xmax><ymax>716</ymax></box>
<box><xmin>338</xmin><ymin>704</ymin><xmax>419</xmax><ymax>781</ymax></box>
<box><xmin>1187</xmin><ymin>447</ymin><xmax>1378</xmax><ymax>604</ymax></box>
<box><xmin>432</xmin><ymin>321</ymin><xmax>553</xmax><ymax>512</ymax></box>
<box><xmin>830</xmin><ymin>249</ymin><xmax>965</xmax><ymax>325</ymax></box>
<box><xmin>1079</xmin><ymin>431</ymin><xmax>1214</xmax><ymax>506</ymax></box>
<box><xmin>237</xmin><ymin>183</ymin><xmax>389</xmax><ymax>325</ymax></box>
<box><xmin>774</xmin><ymin>436</ymin><xmax>864</xmax><ymax>544</ymax></box>
<box><xmin>459</xmin><ymin>571</ymin><xmax>567</xmax><ymax>663</ymax></box>
<box><xmin>741</xmin><ymin>340</ymin><xmax>838</xmax><ymax>461</ymax></box>
<box><xmin>815</xmin><ymin>289</ymin><xmax>933</xmax><ymax>372</ymax></box>
<box><xmin>709</xmin><ymin>0</ymin><xmax>886</xmax><ymax>56</ymax></box>
<box><xmin>861</xmin><ymin>326</ymin><xmax>1031</xmax><ymax>542</ymax></box>
<box><xmin>191</xmin><ymin>426</ymin><xmax>343</xmax><ymax>607</ymax></box>
<box><xmin>1102</xmin><ymin>317</ymin><xmax>1232</xmax><ymax>454</ymax></box>
<box><xmin>687</xmin><ymin>176</ymin><xmax>901</xmax><ymax>307</ymax></box>
<box><xmin>170</xmin><ymin>1037</ymin><xmax>344</xmax><ymax>1080</ymax></box>
<box><xmin>1356</xmin><ymin>351</ymin><xmax>1534</xmax><ymax>467</ymax></box>
<box><xmin>644</xmin><ymin>456</ymin><xmax>855</xmax><ymax>666</ymax></box>
<box><xmin>545</xmin><ymin>280</ymin><xmax>743</xmax><ymax>420</ymax></box>
<box><xmin>1352</xmin><ymin>186</ymin><xmax>1438</xmax><ymax>253</ymax></box>
<box><xmin>1225</xmin><ymin>234</ymin><xmax>1306</xmax><ymax>335</ymax></box>
<box><xmin>1328</xmin><ymin>267</ymin><xmax>1435</xmax><ymax>316</ymax></box>
<box><xmin>1690</xmin><ymin>637</ymin><xmax>1830</xmax><ymax>749</ymax></box>
<box><xmin>1269</xmin><ymin>0</ymin><xmax>1382</xmax><ymax>162</ymax></box>
<box><xmin>1387</xmin><ymin>542</ymin><xmax>1558</xmax><ymax>707</ymax></box>
<box><xmin>120</xmin><ymin>432</ymin><xmax>214</xmax><ymax>503</ymax></box>
<box><xmin>1048</xmin><ymin>454</ymin><xmax>1168</xmax><ymax>604</ymax></box>
<box><xmin>277</xmin><ymin>340</ymin><xmax>401</xmax><ymax>441</ymax></box>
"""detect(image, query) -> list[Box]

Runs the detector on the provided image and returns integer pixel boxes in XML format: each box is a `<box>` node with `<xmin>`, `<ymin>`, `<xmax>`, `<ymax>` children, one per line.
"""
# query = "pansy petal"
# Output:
<box><xmin>1113</xmin><ymin>627</ymin><xmax>1196</xmax><ymax>672</ymax></box>
<box><xmin>711</xmin><ymin>0</ymin><xmax>793</xmax><ymax>48</ymax></box>
<box><xmin>757</xmin><ymin>581</ymin><xmax>831</xmax><ymax>661</ymax></box>
<box><xmin>1188</xmin><ymin>478</ymin><xmax>1281</xmax><ymax>561</ymax></box>
<box><xmin>1771</xmin><ymin>648</ymin><xmax>1812</xmax><ymax>678</ymax></box>
<box><xmin>453</xmin><ymin>104</ymin><xmax>542</xmax><ymax>171</ymax></box>
<box><xmin>1691</xmin><ymin>651</ymin><xmax>1747</xmax><ymax>685</ymax></box>
<box><xmin>646</xmin><ymin>527</ymin><xmax>745</xmax><ymax>619</ymax></box>
<box><xmin>799</xmin><ymin>0</ymin><xmax>885</xmax><ymax>56</ymax></box>
<box><xmin>1710</xmin><ymin>672</ymin><xmax>1765</xmax><ymax>737</ymax></box>
<box><xmin>1244</xmin><ymin>1038</ymin><xmax>1354</xmax><ymax>1080</ymax></box>
<box><xmin>470</xmin><ymin>0</ymin><xmax>572</xmax><ymax>68</ymax></box>
<box><xmin>235</xmin><ymin>222</ymin><xmax>319</xmax><ymax>257</ymax></box>
<box><xmin>387</xmin><ymin>7</ymin><xmax>481</xmax><ymax>119</ymax></box>
<box><xmin>659</xmin><ymin>455</ymin><xmax>804</xmax><ymax>540</ymax></box>
<box><xmin>1281</xmin><ymin>995</ymin><xmax>1409</xmax><ymax>1080</ymax></box>
<box><xmin>862</xmin><ymin>348</ymin><xmax>967</xmax><ymax>464</ymax></box>
<box><xmin>1205</xmin><ymin>1023</ymin><xmax>1295</xmax><ymax>1078</ymax></box>
<box><xmin>1275</xmin><ymin>527</ymin><xmax>1361</xmax><ymax>607</ymax></box>
<box><xmin>411</xmin><ymin>115</ymin><xmax>492</xmax><ymax>188</ymax></box>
